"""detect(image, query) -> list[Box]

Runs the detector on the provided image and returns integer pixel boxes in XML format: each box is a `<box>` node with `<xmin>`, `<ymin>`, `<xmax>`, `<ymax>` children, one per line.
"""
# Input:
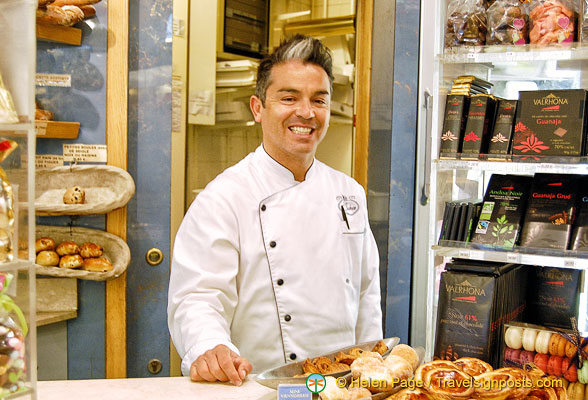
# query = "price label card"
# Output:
<box><xmin>277</xmin><ymin>384</ymin><xmax>311</xmax><ymax>400</ymax></box>
<box><xmin>35</xmin><ymin>121</ymin><xmax>47</xmax><ymax>136</ymax></box>
<box><xmin>172</xmin><ymin>18</ymin><xmax>185</xmax><ymax>36</ymax></box>
<box><xmin>506</xmin><ymin>253</ymin><xmax>520</xmax><ymax>263</ymax></box>
<box><xmin>36</xmin><ymin>154</ymin><xmax>64</xmax><ymax>169</ymax></box>
<box><xmin>35</xmin><ymin>73</ymin><xmax>71</xmax><ymax>87</ymax></box>
<box><xmin>563</xmin><ymin>258</ymin><xmax>576</xmax><ymax>268</ymax></box>
<box><xmin>63</xmin><ymin>144</ymin><xmax>107</xmax><ymax>163</ymax></box>
<box><xmin>458</xmin><ymin>249</ymin><xmax>470</xmax><ymax>258</ymax></box>
<box><xmin>470</xmin><ymin>250</ymin><xmax>484</xmax><ymax>260</ymax></box>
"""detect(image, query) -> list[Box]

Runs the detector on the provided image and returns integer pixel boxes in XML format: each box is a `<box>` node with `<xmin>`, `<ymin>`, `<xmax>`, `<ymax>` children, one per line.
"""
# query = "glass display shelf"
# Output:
<box><xmin>438</xmin><ymin>43</ymin><xmax>588</xmax><ymax>64</ymax></box>
<box><xmin>0</xmin><ymin>261</ymin><xmax>34</xmax><ymax>274</ymax></box>
<box><xmin>434</xmin><ymin>157</ymin><xmax>588</xmax><ymax>175</ymax></box>
<box><xmin>433</xmin><ymin>240</ymin><xmax>588</xmax><ymax>270</ymax></box>
<box><xmin>0</xmin><ymin>123</ymin><xmax>33</xmax><ymax>132</ymax></box>
<box><xmin>1</xmin><ymin>387</ymin><xmax>34</xmax><ymax>400</ymax></box>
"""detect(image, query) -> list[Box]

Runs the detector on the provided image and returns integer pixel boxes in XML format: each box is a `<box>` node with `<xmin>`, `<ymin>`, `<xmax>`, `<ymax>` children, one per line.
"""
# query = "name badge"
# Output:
<box><xmin>277</xmin><ymin>384</ymin><xmax>312</xmax><ymax>399</ymax></box>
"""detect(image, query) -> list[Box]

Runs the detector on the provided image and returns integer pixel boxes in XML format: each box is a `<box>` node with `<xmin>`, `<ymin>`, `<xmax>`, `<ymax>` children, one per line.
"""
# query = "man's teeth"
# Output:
<box><xmin>290</xmin><ymin>127</ymin><xmax>312</xmax><ymax>135</ymax></box>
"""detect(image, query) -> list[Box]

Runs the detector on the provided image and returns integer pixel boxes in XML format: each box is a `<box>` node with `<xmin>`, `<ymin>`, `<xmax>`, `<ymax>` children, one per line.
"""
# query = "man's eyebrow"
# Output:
<box><xmin>276</xmin><ymin>88</ymin><xmax>330</xmax><ymax>96</ymax></box>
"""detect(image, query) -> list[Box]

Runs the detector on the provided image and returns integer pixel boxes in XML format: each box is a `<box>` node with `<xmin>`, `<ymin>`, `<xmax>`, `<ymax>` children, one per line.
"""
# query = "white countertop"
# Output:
<box><xmin>37</xmin><ymin>376</ymin><xmax>276</xmax><ymax>400</ymax></box>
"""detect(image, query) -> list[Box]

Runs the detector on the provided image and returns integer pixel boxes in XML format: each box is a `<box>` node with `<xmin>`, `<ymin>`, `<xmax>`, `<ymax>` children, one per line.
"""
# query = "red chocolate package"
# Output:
<box><xmin>487</xmin><ymin>0</ymin><xmax>529</xmax><ymax>45</ymax></box>
<box><xmin>445</xmin><ymin>0</ymin><xmax>487</xmax><ymax>47</ymax></box>
<box><xmin>528</xmin><ymin>0</ymin><xmax>577</xmax><ymax>44</ymax></box>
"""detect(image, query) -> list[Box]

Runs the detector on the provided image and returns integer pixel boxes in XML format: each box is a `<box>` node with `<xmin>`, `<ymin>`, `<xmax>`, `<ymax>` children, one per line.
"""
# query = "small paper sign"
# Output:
<box><xmin>35</xmin><ymin>121</ymin><xmax>48</xmax><ymax>136</ymax></box>
<box><xmin>35</xmin><ymin>73</ymin><xmax>72</xmax><ymax>87</ymax></box>
<box><xmin>63</xmin><ymin>144</ymin><xmax>107</xmax><ymax>163</ymax></box>
<box><xmin>36</xmin><ymin>154</ymin><xmax>64</xmax><ymax>169</ymax></box>
<box><xmin>277</xmin><ymin>384</ymin><xmax>311</xmax><ymax>400</ymax></box>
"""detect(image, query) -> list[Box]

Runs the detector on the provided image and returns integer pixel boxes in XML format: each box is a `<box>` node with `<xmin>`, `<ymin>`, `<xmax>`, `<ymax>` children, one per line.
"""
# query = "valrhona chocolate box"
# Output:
<box><xmin>440</xmin><ymin>95</ymin><xmax>469</xmax><ymax>158</ymax></box>
<box><xmin>435</xmin><ymin>260</ymin><xmax>528</xmax><ymax>367</ymax></box>
<box><xmin>520</xmin><ymin>173</ymin><xmax>582</xmax><ymax>250</ymax></box>
<box><xmin>526</xmin><ymin>266</ymin><xmax>582</xmax><ymax>329</ymax></box>
<box><xmin>470</xmin><ymin>174</ymin><xmax>533</xmax><ymax>249</ymax></box>
<box><xmin>512</xmin><ymin>90</ymin><xmax>588</xmax><ymax>157</ymax></box>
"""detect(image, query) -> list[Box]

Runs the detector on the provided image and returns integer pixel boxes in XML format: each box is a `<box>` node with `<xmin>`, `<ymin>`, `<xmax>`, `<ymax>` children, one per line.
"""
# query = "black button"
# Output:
<box><xmin>285</xmin><ymin>314</ymin><xmax>291</xmax><ymax>322</ymax></box>
<box><xmin>290</xmin><ymin>353</ymin><xmax>297</xmax><ymax>360</ymax></box>
<box><xmin>261</xmin><ymin>204</ymin><xmax>266</xmax><ymax>211</ymax></box>
<box><xmin>270</xmin><ymin>241</ymin><xmax>276</xmax><ymax>248</ymax></box>
<box><xmin>277</xmin><ymin>279</ymin><xmax>284</xmax><ymax>286</ymax></box>
<box><xmin>346</xmin><ymin>278</ymin><xmax>350</xmax><ymax>284</ymax></box>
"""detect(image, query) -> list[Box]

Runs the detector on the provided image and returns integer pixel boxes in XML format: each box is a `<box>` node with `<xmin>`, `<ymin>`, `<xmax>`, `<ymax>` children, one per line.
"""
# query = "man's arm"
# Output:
<box><xmin>167</xmin><ymin>190</ymin><xmax>244</xmax><ymax>378</ymax></box>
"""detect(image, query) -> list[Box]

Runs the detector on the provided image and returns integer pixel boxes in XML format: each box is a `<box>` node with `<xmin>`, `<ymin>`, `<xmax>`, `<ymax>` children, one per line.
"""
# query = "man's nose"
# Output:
<box><xmin>296</xmin><ymin>99</ymin><xmax>315</xmax><ymax>119</ymax></box>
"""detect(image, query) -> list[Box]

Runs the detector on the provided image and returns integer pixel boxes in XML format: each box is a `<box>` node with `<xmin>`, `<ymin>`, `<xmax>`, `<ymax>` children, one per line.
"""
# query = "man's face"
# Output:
<box><xmin>250</xmin><ymin>60</ymin><xmax>331</xmax><ymax>165</ymax></box>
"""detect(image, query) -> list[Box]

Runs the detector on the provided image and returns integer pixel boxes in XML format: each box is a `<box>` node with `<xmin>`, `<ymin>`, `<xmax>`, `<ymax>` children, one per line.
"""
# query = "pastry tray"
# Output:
<box><xmin>34</xmin><ymin>225</ymin><xmax>131</xmax><ymax>281</ymax></box>
<box><xmin>255</xmin><ymin>337</ymin><xmax>400</xmax><ymax>390</ymax></box>
<box><xmin>35</xmin><ymin>165</ymin><xmax>135</xmax><ymax>215</ymax></box>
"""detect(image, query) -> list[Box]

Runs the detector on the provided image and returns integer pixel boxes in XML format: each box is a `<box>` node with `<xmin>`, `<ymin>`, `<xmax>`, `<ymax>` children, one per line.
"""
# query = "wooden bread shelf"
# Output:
<box><xmin>1</xmin><ymin>120</ymin><xmax>80</xmax><ymax>139</ymax></box>
<box><xmin>36</xmin><ymin>22</ymin><xmax>82</xmax><ymax>46</ymax></box>
<box><xmin>37</xmin><ymin>311</ymin><xmax>78</xmax><ymax>327</ymax></box>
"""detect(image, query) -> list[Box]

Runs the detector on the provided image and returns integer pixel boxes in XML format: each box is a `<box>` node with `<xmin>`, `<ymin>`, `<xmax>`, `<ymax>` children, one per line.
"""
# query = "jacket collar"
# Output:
<box><xmin>254</xmin><ymin>145</ymin><xmax>317</xmax><ymax>185</ymax></box>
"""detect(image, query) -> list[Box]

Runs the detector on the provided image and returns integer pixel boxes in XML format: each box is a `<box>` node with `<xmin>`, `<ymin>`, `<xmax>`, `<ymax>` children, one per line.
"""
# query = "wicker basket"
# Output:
<box><xmin>35</xmin><ymin>225</ymin><xmax>131</xmax><ymax>281</ymax></box>
<box><xmin>35</xmin><ymin>165</ymin><xmax>135</xmax><ymax>216</ymax></box>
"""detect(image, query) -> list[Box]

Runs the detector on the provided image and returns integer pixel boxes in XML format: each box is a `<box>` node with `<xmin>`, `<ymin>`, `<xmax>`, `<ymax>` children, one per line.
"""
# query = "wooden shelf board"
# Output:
<box><xmin>37</xmin><ymin>310</ymin><xmax>78</xmax><ymax>327</ymax></box>
<box><xmin>2</xmin><ymin>121</ymin><xmax>80</xmax><ymax>139</ymax></box>
<box><xmin>36</xmin><ymin>23</ymin><xmax>82</xmax><ymax>46</ymax></box>
<box><xmin>284</xmin><ymin>15</ymin><xmax>355</xmax><ymax>37</ymax></box>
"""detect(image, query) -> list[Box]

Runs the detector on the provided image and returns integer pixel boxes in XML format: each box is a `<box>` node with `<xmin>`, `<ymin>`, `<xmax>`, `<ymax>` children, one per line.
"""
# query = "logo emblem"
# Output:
<box><xmin>337</xmin><ymin>195</ymin><xmax>359</xmax><ymax>216</ymax></box>
<box><xmin>306</xmin><ymin>373</ymin><xmax>326</xmax><ymax>394</ymax></box>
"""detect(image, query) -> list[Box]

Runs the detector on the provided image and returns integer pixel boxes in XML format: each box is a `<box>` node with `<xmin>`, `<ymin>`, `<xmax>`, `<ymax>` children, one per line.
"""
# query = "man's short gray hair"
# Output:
<box><xmin>255</xmin><ymin>34</ymin><xmax>334</xmax><ymax>105</ymax></box>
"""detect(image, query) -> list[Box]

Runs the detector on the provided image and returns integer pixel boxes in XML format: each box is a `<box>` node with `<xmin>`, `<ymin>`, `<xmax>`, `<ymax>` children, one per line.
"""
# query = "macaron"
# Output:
<box><xmin>535</xmin><ymin>330</ymin><xmax>552</xmax><ymax>355</ymax></box>
<box><xmin>505</xmin><ymin>326</ymin><xmax>524</xmax><ymax>350</ymax></box>
<box><xmin>523</xmin><ymin>328</ymin><xmax>538</xmax><ymax>352</ymax></box>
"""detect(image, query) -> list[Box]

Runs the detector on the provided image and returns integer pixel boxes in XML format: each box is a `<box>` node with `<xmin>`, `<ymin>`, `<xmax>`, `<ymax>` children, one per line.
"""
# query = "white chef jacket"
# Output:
<box><xmin>168</xmin><ymin>145</ymin><xmax>382</xmax><ymax>375</ymax></box>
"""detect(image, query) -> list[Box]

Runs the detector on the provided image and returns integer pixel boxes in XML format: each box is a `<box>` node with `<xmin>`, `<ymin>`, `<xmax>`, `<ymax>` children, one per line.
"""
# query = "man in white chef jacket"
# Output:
<box><xmin>167</xmin><ymin>34</ymin><xmax>382</xmax><ymax>386</ymax></box>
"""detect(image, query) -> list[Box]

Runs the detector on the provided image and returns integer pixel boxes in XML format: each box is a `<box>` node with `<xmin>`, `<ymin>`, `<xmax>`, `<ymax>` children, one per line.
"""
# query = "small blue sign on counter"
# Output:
<box><xmin>277</xmin><ymin>384</ymin><xmax>312</xmax><ymax>399</ymax></box>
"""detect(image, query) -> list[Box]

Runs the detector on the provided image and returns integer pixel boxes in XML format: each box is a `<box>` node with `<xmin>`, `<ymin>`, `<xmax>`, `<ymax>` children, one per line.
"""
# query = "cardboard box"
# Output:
<box><xmin>512</xmin><ymin>90</ymin><xmax>588</xmax><ymax>157</ymax></box>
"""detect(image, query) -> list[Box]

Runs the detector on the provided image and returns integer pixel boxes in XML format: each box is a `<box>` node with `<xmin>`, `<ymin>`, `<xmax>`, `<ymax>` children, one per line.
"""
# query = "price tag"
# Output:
<box><xmin>505</xmin><ymin>52</ymin><xmax>515</xmax><ymax>60</ymax></box>
<box><xmin>458</xmin><ymin>249</ymin><xmax>470</xmax><ymax>258</ymax></box>
<box><xmin>36</xmin><ymin>154</ymin><xmax>64</xmax><ymax>169</ymax></box>
<box><xmin>172</xmin><ymin>18</ymin><xmax>185</xmax><ymax>37</ymax></box>
<box><xmin>278</xmin><ymin>384</ymin><xmax>312</xmax><ymax>400</ymax></box>
<box><xmin>63</xmin><ymin>144</ymin><xmax>107</xmax><ymax>163</ymax></box>
<box><xmin>506</xmin><ymin>253</ymin><xmax>520</xmax><ymax>263</ymax></box>
<box><xmin>35</xmin><ymin>73</ymin><xmax>71</xmax><ymax>87</ymax></box>
<box><xmin>519</xmin><ymin>255</ymin><xmax>534</xmax><ymax>265</ymax></box>
<box><xmin>470</xmin><ymin>250</ymin><xmax>484</xmax><ymax>260</ymax></box>
<box><xmin>34</xmin><ymin>121</ymin><xmax>47</xmax><ymax>136</ymax></box>
<box><xmin>466</xmin><ymin>53</ymin><xmax>476</xmax><ymax>61</ymax></box>
<box><xmin>563</xmin><ymin>258</ymin><xmax>576</xmax><ymax>268</ymax></box>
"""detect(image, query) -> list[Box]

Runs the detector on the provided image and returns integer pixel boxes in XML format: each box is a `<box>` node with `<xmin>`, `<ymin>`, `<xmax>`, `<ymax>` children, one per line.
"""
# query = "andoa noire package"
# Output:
<box><xmin>512</xmin><ymin>90</ymin><xmax>588</xmax><ymax>157</ymax></box>
<box><xmin>570</xmin><ymin>175</ymin><xmax>588</xmax><ymax>250</ymax></box>
<box><xmin>435</xmin><ymin>260</ymin><xmax>528</xmax><ymax>368</ymax></box>
<box><xmin>470</xmin><ymin>174</ymin><xmax>533</xmax><ymax>249</ymax></box>
<box><xmin>520</xmin><ymin>173</ymin><xmax>581</xmax><ymax>250</ymax></box>
<box><xmin>488</xmin><ymin>100</ymin><xmax>518</xmax><ymax>159</ymax></box>
<box><xmin>440</xmin><ymin>95</ymin><xmax>469</xmax><ymax>158</ymax></box>
<box><xmin>461</xmin><ymin>95</ymin><xmax>497</xmax><ymax>160</ymax></box>
<box><xmin>526</xmin><ymin>266</ymin><xmax>583</xmax><ymax>329</ymax></box>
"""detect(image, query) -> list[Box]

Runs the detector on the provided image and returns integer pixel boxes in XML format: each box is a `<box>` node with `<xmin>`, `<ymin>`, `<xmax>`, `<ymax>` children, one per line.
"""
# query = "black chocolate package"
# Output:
<box><xmin>520</xmin><ymin>173</ymin><xmax>582</xmax><ymax>250</ymax></box>
<box><xmin>461</xmin><ymin>95</ymin><xmax>497</xmax><ymax>160</ymax></box>
<box><xmin>440</xmin><ymin>95</ymin><xmax>470</xmax><ymax>158</ymax></box>
<box><xmin>570</xmin><ymin>175</ymin><xmax>588</xmax><ymax>251</ymax></box>
<box><xmin>488</xmin><ymin>100</ymin><xmax>518</xmax><ymax>159</ymax></box>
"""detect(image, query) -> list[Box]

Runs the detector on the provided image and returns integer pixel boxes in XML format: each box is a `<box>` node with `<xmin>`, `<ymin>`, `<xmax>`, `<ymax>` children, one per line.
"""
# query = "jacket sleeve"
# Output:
<box><xmin>355</xmin><ymin>196</ymin><xmax>383</xmax><ymax>342</ymax></box>
<box><xmin>167</xmin><ymin>188</ymin><xmax>241</xmax><ymax>376</ymax></box>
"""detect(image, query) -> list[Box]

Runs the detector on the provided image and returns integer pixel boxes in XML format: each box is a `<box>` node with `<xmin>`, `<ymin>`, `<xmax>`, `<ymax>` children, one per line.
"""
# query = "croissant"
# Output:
<box><xmin>474</xmin><ymin>368</ymin><xmax>522</xmax><ymax>400</ymax></box>
<box><xmin>453</xmin><ymin>357</ymin><xmax>493</xmax><ymax>377</ymax></box>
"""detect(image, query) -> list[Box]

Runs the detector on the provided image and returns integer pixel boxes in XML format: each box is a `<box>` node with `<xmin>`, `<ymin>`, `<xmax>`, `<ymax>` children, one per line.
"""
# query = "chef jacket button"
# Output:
<box><xmin>290</xmin><ymin>353</ymin><xmax>297</xmax><ymax>360</ymax></box>
<box><xmin>270</xmin><ymin>241</ymin><xmax>277</xmax><ymax>248</ymax></box>
<box><xmin>261</xmin><ymin>204</ymin><xmax>266</xmax><ymax>211</ymax></box>
<box><xmin>277</xmin><ymin>279</ymin><xmax>284</xmax><ymax>286</ymax></box>
<box><xmin>285</xmin><ymin>314</ymin><xmax>291</xmax><ymax>322</ymax></box>
<box><xmin>346</xmin><ymin>278</ymin><xmax>350</xmax><ymax>284</ymax></box>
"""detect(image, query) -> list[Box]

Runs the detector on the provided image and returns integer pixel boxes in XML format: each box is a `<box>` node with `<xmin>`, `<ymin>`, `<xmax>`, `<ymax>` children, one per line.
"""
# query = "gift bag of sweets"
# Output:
<box><xmin>0</xmin><ymin>72</ymin><xmax>18</xmax><ymax>124</ymax></box>
<box><xmin>487</xmin><ymin>0</ymin><xmax>529</xmax><ymax>45</ymax></box>
<box><xmin>0</xmin><ymin>140</ymin><xmax>18</xmax><ymax>263</ymax></box>
<box><xmin>0</xmin><ymin>273</ymin><xmax>28</xmax><ymax>396</ymax></box>
<box><xmin>528</xmin><ymin>0</ymin><xmax>577</xmax><ymax>44</ymax></box>
<box><xmin>445</xmin><ymin>0</ymin><xmax>488</xmax><ymax>47</ymax></box>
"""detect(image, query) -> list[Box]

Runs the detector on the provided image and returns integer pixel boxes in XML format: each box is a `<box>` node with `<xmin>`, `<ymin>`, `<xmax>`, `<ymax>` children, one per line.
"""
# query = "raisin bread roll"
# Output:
<box><xmin>80</xmin><ymin>242</ymin><xmax>103</xmax><ymax>258</ymax></box>
<box><xmin>36</xmin><ymin>250</ymin><xmax>59</xmax><ymax>266</ymax></box>
<box><xmin>59</xmin><ymin>254</ymin><xmax>84</xmax><ymax>269</ymax></box>
<box><xmin>82</xmin><ymin>257</ymin><xmax>113</xmax><ymax>272</ymax></box>
<box><xmin>56</xmin><ymin>241</ymin><xmax>80</xmax><ymax>256</ymax></box>
<box><xmin>35</xmin><ymin>237</ymin><xmax>56</xmax><ymax>253</ymax></box>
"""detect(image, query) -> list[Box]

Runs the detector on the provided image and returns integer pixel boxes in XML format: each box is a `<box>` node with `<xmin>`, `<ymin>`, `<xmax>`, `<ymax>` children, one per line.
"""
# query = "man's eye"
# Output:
<box><xmin>282</xmin><ymin>97</ymin><xmax>296</xmax><ymax>102</ymax></box>
<box><xmin>314</xmin><ymin>99</ymin><xmax>328</xmax><ymax>105</ymax></box>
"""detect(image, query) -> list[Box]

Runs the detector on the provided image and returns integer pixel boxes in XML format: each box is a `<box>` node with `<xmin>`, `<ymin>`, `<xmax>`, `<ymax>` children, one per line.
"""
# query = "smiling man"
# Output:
<box><xmin>168</xmin><ymin>34</ymin><xmax>382</xmax><ymax>387</ymax></box>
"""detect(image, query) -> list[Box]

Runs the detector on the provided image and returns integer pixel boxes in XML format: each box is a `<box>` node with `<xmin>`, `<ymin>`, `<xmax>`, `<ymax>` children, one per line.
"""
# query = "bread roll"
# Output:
<box><xmin>63</xmin><ymin>186</ymin><xmax>85</xmax><ymax>204</ymax></box>
<box><xmin>319</xmin><ymin>376</ymin><xmax>350</xmax><ymax>400</ymax></box>
<box><xmin>80</xmin><ymin>242</ymin><xmax>103</xmax><ymax>258</ymax></box>
<box><xmin>35</xmin><ymin>237</ymin><xmax>56</xmax><ymax>253</ymax></box>
<box><xmin>390</xmin><ymin>344</ymin><xmax>419</xmax><ymax>371</ymax></box>
<box><xmin>348</xmin><ymin>387</ymin><xmax>372</xmax><ymax>399</ymax></box>
<box><xmin>384</xmin><ymin>354</ymin><xmax>413</xmax><ymax>381</ymax></box>
<box><xmin>59</xmin><ymin>254</ymin><xmax>84</xmax><ymax>269</ymax></box>
<box><xmin>82</xmin><ymin>257</ymin><xmax>113</xmax><ymax>272</ymax></box>
<box><xmin>36</xmin><ymin>250</ymin><xmax>59</xmax><ymax>266</ymax></box>
<box><xmin>56</xmin><ymin>241</ymin><xmax>80</xmax><ymax>256</ymax></box>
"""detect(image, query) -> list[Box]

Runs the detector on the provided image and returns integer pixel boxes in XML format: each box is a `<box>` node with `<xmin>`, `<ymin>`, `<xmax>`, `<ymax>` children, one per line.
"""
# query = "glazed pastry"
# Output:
<box><xmin>321</xmin><ymin>362</ymin><xmax>349</xmax><ymax>374</ymax></box>
<box><xmin>302</xmin><ymin>358</ymin><xmax>321</xmax><ymax>374</ymax></box>
<box><xmin>372</xmin><ymin>340</ymin><xmax>389</xmax><ymax>355</ymax></box>
<box><xmin>59</xmin><ymin>254</ymin><xmax>84</xmax><ymax>269</ymax></box>
<box><xmin>35</xmin><ymin>237</ymin><xmax>56</xmax><ymax>253</ymax></box>
<box><xmin>56</xmin><ymin>241</ymin><xmax>80</xmax><ymax>256</ymax></box>
<box><xmin>536</xmin><ymin>330</ymin><xmax>553</xmax><ymax>355</ymax></box>
<box><xmin>82</xmin><ymin>257</ymin><xmax>113</xmax><ymax>272</ymax></box>
<box><xmin>414</xmin><ymin>360</ymin><xmax>459</xmax><ymax>383</ymax></box>
<box><xmin>335</xmin><ymin>348</ymin><xmax>363</xmax><ymax>365</ymax></box>
<box><xmin>36</xmin><ymin>250</ymin><xmax>59</xmax><ymax>266</ymax></box>
<box><xmin>453</xmin><ymin>357</ymin><xmax>493</xmax><ymax>377</ymax></box>
<box><xmin>383</xmin><ymin>354</ymin><xmax>413</xmax><ymax>380</ymax></box>
<box><xmin>63</xmin><ymin>186</ymin><xmax>85</xmax><ymax>204</ymax></box>
<box><xmin>474</xmin><ymin>368</ymin><xmax>520</xmax><ymax>400</ymax></box>
<box><xmin>523</xmin><ymin>329</ymin><xmax>538</xmax><ymax>352</ymax></box>
<box><xmin>527</xmin><ymin>386</ymin><xmax>558</xmax><ymax>400</ymax></box>
<box><xmin>419</xmin><ymin>364</ymin><xmax>474</xmax><ymax>399</ymax></box>
<box><xmin>386</xmin><ymin>388</ymin><xmax>434</xmax><ymax>400</ymax></box>
<box><xmin>390</xmin><ymin>344</ymin><xmax>420</xmax><ymax>370</ymax></box>
<box><xmin>80</xmin><ymin>242</ymin><xmax>103</xmax><ymax>258</ymax></box>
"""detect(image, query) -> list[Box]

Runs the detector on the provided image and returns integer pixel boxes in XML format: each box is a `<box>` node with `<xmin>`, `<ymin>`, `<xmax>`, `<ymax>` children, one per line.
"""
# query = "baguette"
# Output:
<box><xmin>79</xmin><ymin>5</ymin><xmax>96</xmax><ymax>18</ymax></box>
<box><xmin>36</xmin><ymin>4</ymin><xmax>84</xmax><ymax>26</ymax></box>
<box><xmin>49</xmin><ymin>0</ymin><xmax>101</xmax><ymax>7</ymax></box>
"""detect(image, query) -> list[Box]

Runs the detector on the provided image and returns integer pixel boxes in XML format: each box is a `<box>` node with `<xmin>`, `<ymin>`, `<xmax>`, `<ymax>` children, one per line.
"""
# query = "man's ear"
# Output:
<box><xmin>250</xmin><ymin>95</ymin><xmax>263</xmax><ymax>123</ymax></box>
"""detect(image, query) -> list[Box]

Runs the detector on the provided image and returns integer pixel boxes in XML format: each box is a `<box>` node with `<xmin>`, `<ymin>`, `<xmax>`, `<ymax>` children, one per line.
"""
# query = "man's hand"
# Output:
<box><xmin>190</xmin><ymin>344</ymin><xmax>253</xmax><ymax>386</ymax></box>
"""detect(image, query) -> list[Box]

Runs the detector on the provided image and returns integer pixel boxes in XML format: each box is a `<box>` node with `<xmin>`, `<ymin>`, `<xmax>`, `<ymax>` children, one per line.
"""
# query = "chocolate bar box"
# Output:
<box><xmin>461</xmin><ymin>95</ymin><xmax>497</xmax><ymax>160</ymax></box>
<box><xmin>440</xmin><ymin>95</ymin><xmax>469</xmax><ymax>158</ymax></box>
<box><xmin>435</xmin><ymin>260</ymin><xmax>528</xmax><ymax>367</ymax></box>
<box><xmin>570</xmin><ymin>175</ymin><xmax>588</xmax><ymax>251</ymax></box>
<box><xmin>512</xmin><ymin>90</ymin><xmax>588</xmax><ymax>157</ymax></box>
<box><xmin>470</xmin><ymin>174</ymin><xmax>533</xmax><ymax>249</ymax></box>
<box><xmin>488</xmin><ymin>100</ymin><xmax>517</xmax><ymax>158</ymax></box>
<box><xmin>520</xmin><ymin>173</ymin><xmax>582</xmax><ymax>250</ymax></box>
